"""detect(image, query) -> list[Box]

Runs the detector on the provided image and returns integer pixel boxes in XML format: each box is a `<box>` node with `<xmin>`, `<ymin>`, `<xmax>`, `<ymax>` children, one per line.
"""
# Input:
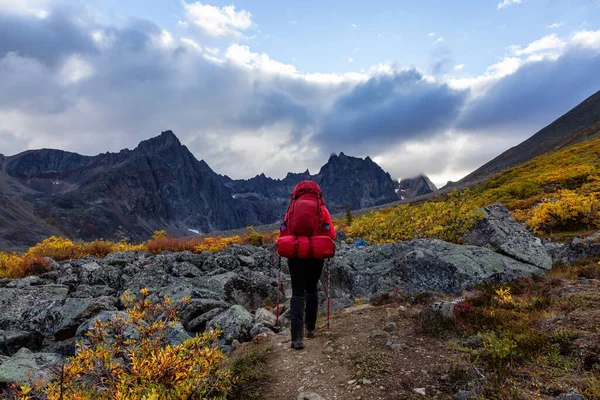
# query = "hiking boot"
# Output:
<box><xmin>290</xmin><ymin>296</ymin><xmax>305</xmax><ymax>350</ymax></box>
<box><xmin>305</xmin><ymin>293</ymin><xmax>319</xmax><ymax>339</ymax></box>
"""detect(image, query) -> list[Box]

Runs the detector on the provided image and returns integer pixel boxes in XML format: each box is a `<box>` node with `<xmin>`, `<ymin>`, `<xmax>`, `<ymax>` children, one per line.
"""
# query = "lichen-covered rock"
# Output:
<box><xmin>334</xmin><ymin>239</ymin><xmax>543</xmax><ymax>297</ymax></box>
<box><xmin>254</xmin><ymin>308</ymin><xmax>277</xmax><ymax>328</ymax></box>
<box><xmin>463</xmin><ymin>203</ymin><xmax>552</xmax><ymax>270</ymax></box>
<box><xmin>420</xmin><ymin>299</ymin><xmax>464</xmax><ymax>322</ymax></box>
<box><xmin>545</xmin><ymin>242</ymin><xmax>600</xmax><ymax>266</ymax></box>
<box><xmin>224</xmin><ymin>271</ymin><xmax>279</xmax><ymax>311</ymax></box>
<box><xmin>0</xmin><ymin>285</ymin><xmax>69</xmax><ymax>331</ymax></box>
<box><xmin>0</xmin><ymin>348</ymin><xmax>64</xmax><ymax>385</ymax></box>
<box><xmin>207</xmin><ymin>305</ymin><xmax>254</xmax><ymax>344</ymax></box>
<box><xmin>22</xmin><ymin>296</ymin><xmax>118</xmax><ymax>340</ymax></box>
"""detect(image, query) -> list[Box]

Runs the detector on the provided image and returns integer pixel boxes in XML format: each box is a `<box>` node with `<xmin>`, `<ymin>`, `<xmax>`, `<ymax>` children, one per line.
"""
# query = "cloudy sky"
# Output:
<box><xmin>0</xmin><ymin>0</ymin><xmax>599</xmax><ymax>187</ymax></box>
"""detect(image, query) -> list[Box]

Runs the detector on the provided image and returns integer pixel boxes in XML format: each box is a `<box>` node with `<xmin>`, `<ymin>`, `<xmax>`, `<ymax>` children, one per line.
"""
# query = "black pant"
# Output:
<box><xmin>288</xmin><ymin>258</ymin><xmax>324</xmax><ymax>297</ymax></box>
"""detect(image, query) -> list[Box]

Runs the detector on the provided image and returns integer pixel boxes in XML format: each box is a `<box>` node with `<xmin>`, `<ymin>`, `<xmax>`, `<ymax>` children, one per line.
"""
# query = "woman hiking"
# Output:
<box><xmin>276</xmin><ymin>180</ymin><xmax>336</xmax><ymax>350</ymax></box>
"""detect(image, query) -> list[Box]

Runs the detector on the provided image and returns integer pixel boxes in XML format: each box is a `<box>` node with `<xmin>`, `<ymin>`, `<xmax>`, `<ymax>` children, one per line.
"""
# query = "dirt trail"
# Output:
<box><xmin>260</xmin><ymin>304</ymin><xmax>457</xmax><ymax>400</ymax></box>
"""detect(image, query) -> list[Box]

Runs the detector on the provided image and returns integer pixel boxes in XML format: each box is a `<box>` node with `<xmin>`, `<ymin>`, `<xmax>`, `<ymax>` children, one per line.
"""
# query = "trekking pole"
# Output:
<box><xmin>327</xmin><ymin>258</ymin><xmax>331</xmax><ymax>329</ymax></box>
<box><xmin>276</xmin><ymin>255</ymin><xmax>281</xmax><ymax>327</ymax></box>
<box><xmin>272</xmin><ymin>247</ymin><xmax>281</xmax><ymax>327</ymax></box>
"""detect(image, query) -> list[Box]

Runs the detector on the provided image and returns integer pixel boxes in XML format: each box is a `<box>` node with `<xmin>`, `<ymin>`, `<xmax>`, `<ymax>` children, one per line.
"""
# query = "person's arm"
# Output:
<box><xmin>322</xmin><ymin>206</ymin><xmax>336</xmax><ymax>240</ymax></box>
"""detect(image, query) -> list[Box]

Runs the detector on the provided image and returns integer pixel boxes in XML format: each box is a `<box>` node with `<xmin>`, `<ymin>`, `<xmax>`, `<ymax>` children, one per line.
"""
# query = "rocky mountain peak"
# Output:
<box><xmin>135</xmin><ymin>130</ymin><xmax>182</xmax><ymax>153</ymax></box>
<box><xmin>398</xmin><ymin>174</ymin><xmax>438</xmax><ymax>199</ymax></box>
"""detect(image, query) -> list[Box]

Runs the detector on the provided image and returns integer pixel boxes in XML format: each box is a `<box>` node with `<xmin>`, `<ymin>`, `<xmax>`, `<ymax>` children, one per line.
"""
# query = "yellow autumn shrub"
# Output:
<box><xmin>346</xmin><ymin>190</ymin><xmax>483</xmax><ymax>244</ymax></box>
<box><xmin>38</xmin><ymin>289</ymin><xmax>232</xmax><ymax>400</ymax></box>
<box><xmin>528</xmin><ymin>190</ymin><xmax>600</xmax><ymax>233</ymax></box>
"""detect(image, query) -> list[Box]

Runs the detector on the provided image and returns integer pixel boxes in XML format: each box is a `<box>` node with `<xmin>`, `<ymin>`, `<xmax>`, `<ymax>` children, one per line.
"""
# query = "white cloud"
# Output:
<box><xmin>428</xmin><ymin>32</ymin><xmax>436</xmax><ymax>37</ymax></box>
<box><xmin>153</xmin><ymin>29</ymin><xmax>175</xmax><ymax>49</ymax></box>
<box><xmin>449</xmin><ymin>29</ymin><xmax>600</xmax><ymax>96</ymax></box>
<box><xmin>0</xmin><ymin>0</ymin><xmax>48</xmax><ymax>18</ymax></box>
<box><xmin>571</xmin><ymin>29</ymin><xmax>600</xmax><ymax>50</ymax></box>
<box><xmin>184</xmin><ymin>1</ymin><xmax>253</xmax><ymax>37</ymax></box>
<box><xmin>177</xmin><ymin>20</ymin><xmax>189</xmax><ymax>28</ymax></box>
<box><xmin>289</xmin><ymin>20</ymin><xmax>298</xmax><ymax>25</ymax></box>
<box><xmin>546</xmin><ymin>22</ymin><xmax>565</xmax><ymax>29</ymax></box>
<box><xmin>497</xmin><ymin>0</ymin><xmax>522</xmax><ymax>10</ymax></box>
<box><xmin>57</xmin><ymin>55</ymin><xmax>93</xmax><ymax>85</ymax></box>
<box><xmin>352</xmin><ymin>24</ymin><xmax>357</xmax><ymax>28</ymax></box>
<box><xmin>348</xmin><ymin>57</ymin><xmax>354</xmax><ymax>63</ymax></box>
<box><xmin>225</xmin><ymin>44</ymin><xmax>298</xmax><ymax>75</ymax></box>
<box><xmin>448</xmin><ymin>57</ymin><xmax>522</xmax><ymax>94</ymax></box>
<box><xmin>224</xmin><ymin>44</ymin><xmax>369</xmax><ymax>85</ymax></box>
<box><xmin>454</xmin><ymin>64</ymin><xmax>465</xmax><ymax>71</ymax></box>
<box><xmin>509</xmin><ymin>34</ymin><xmax>565</xmax><ymax>56</ymax></box>
<box><xmin>434</xmin><ymin>37</ymin><xmax>445</xmax><ymax>44</ymax></box>
<box><xmin>180</xmin><ymin>37</ymin><xmax>203</xmax><ymax>51</ymax></box>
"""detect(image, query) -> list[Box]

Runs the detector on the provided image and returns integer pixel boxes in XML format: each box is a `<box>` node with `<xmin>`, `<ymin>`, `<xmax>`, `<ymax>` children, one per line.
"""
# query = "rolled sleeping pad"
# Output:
<box><xmin>276</xmin><ymin>235</ymin><xmax>335</xmax><ymax>260</ymax></box>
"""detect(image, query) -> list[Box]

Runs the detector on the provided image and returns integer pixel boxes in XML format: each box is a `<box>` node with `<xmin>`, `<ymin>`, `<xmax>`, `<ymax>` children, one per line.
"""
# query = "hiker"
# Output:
<box><xmin>276</xmin><ymin>180</ymin><xmax>336</xmax><ymax>350</ymax></box>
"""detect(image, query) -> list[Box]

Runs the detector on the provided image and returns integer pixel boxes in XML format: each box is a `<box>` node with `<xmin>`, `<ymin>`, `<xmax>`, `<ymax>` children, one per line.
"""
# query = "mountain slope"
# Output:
<box><xmin>458</xmin><ymin>89</ymin><xmax>600</xmax><ymax>185</ymax></box>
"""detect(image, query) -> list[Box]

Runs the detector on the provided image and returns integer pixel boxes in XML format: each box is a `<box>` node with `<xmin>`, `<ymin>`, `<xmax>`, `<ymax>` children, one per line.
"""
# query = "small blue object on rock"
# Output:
<box><xmin>355</xmin><ymin>239</ymin><xmax>367</xmax><ymax>248</ymax></box>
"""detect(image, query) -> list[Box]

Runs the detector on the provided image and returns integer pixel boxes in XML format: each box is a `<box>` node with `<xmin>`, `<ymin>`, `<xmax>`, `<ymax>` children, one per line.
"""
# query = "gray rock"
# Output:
<box><xmin>335</xmin><ymin>239</ymin><xmax>543</xmax><ymax>297</ymax></box>
<box><xmin>254</xmin><ymin>308</ymin><xmax>277</xmax><ymax>328</ymax></box>
<box><xmin>383</xmin><ymin>322</ymin><xmax>397</xmax><ymax>332</ymax></box>
<box><xmin>0</xmin><ymin>348</ymin><xmax>64</xmax><ymax>385</ymax></box>
<box><xmin>180</xmin><ymin>299</ymin><xmax>230</xmax><ymax>325</ymax></box>
<box><xmin>421</xmin><ymin>299</ymin><xmax>464</xmax><ymax>322</ymax></box>
<box><xmin>5</xmin><ymin>275</ymin><xmax>44</xmax><ymax>288</ymax></box>
<box><xmin>463</xmin><ymin>203</ymin><xmax>552</xmax><ymax>270</ymax></box>
<box><xmin>69</xmin><ymin>284</ymin><xmax>117</xmax><ymax>298</ymax></box>
<box><xmin>22</xmin><ymin>296</ymin><xmax>118</xmax><ymax>340</ymax></box>
<box><xmin>370</xmin><ymin>330</ymin><xmax>390</xmax><ymax>339</ymax></box>
<box><xmin>207</xmin><ymin>305</ymin><xmax>254</xmax><ymax>344</ymax></box>
<box><xmin>554</xmin><ymin>388</ymin><xmax>586</xmax><ymax>400</ymax></box>
<box><xmin>224</xmin><ymin>272</ymin><xmax>279</xmax><ymax>311</ymax></box>
<box><xmin>42</xmin><ymin>339</ymin><xmax>76</xmax><ymax>357</ymax></box>
<box><xmin>297</xmin><ymin>392</ymin><xmax>326</xmax><ymax>400</ymax></box>
<box><xmin>75</xmin><ymin>311</ymin><xmax>136</xmax><ymax>350</ymax></box>
<box><xmin>250</xmin><ymin>323</ymin><xmax>273</xmax><ymax>338</ymax></box>
<box><xmin>455</xmin><ymin>390</ymin><xmax>471</xmax><ymax>400</ymax></box>
<box><xmin>545</xmin><ymin>242</ymin><xmax>600</xmax><ymax>266</ymax></box>
<box><xmin>185</xmin><ymin>308</ymin><xmax>226</xmax><ymax>333</ymax></box>
<box><xmin>0</xmin><ymin>330</ymin><xmax>43</xmax><ymax>356</ymax></box>
<box><xmin>102</xmin><ymin>250</ymin><xmax>152</xmax><ymax>266</ymax></box>
<box><xmin>0</xmin><ymin>285</ymin><xmax>69</xmax><ymax>331</ymax></box>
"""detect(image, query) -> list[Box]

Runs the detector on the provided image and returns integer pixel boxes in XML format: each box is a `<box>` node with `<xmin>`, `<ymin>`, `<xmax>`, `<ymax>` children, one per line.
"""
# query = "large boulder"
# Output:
<box><xmin>207</xmin><ymin>305</ymin><xmax>254</xmax><ymax>344</ymax></box>
<box><xmin>0</xmin><ymin>285</ymin><xmax>69</xmax><ymax>331</ymax></box>
<box><xmin>0</xmin><ymin>348</ymin><xmax>64</xmax><ymax>385</ymax></box>
<box><xmin>333</xmin><ymin>239</ymin><xmax>543</xmax><ymax>296</ymax></box>
<box><xmin>463</xmin><ymin>203</ymin><xmax>552</xmax><ymax>270</ymax></box>
<box><xmin>180</xmin><ymin>299</ymin><xmax>229</xmax><ymax>332</ymax></box>
<box><xmin>23</xmin><ymin>296</ymin><xmax>118</xmax><ymax>340</ymax></box>
<box><xmin>224</xmin><ymin>271</ymin><xmax>280</xmax><ymax>311</ymax></box>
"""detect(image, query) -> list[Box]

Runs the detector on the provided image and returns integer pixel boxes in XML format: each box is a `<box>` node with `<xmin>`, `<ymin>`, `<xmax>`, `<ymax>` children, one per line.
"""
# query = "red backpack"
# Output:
<box><xmin>277</xmin><ymin>180</ymin><xmax>335</xmax><ymax>260</ymax></box>
<box><xmin>282</xmin><ymin>180</ymin><xmax>324</xmax><ymax>237</ymax></box>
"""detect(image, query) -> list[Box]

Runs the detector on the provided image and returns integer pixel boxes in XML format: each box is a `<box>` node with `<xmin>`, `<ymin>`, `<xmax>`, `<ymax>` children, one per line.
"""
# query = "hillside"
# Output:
<box><xmin>0</xmin><ymin>132</ymin><xmax>398</xmax><ymax>250</ymax></box>
<box><xmin>347</xmin><ymin>131</ymin><xmax>600</xmax><ymax>244</ymax></box>
<box><xmin>458</xmin><ymin>89</ymin><xmax>600</xmax><ymax>186</ymax></box>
